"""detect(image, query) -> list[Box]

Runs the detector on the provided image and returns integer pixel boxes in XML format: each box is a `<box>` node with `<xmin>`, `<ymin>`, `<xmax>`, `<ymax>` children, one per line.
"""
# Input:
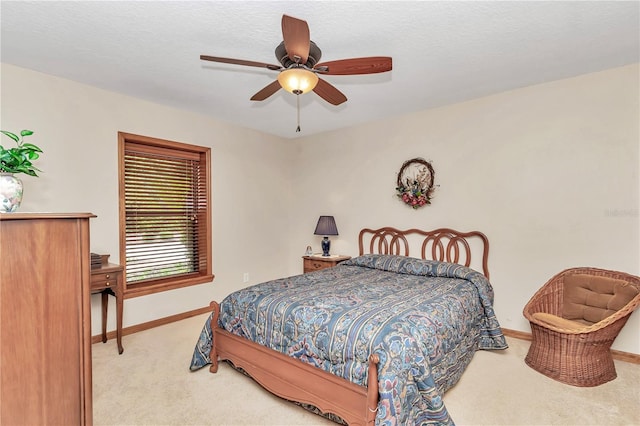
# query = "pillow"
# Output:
<box><xmin>563</xmin><ymin>274</ymin><xmax>639</xmax><ymax>324</ymax></box>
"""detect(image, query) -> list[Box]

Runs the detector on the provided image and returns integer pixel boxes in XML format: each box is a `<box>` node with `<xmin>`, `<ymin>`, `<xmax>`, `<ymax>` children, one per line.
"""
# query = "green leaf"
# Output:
<box><xmin>1</xmin><ymin>131</ymin><xmax>19</xmax><ymax>143</ymax></box>
<box><xmin>21</xmin><ymin>143</ymin><xmax>43</xmax><ymax>152</ymax></box>
<box><xmin>20</xmin><ymin>130</ymin><xmax>34</xmax><ymax>137</ymax></box>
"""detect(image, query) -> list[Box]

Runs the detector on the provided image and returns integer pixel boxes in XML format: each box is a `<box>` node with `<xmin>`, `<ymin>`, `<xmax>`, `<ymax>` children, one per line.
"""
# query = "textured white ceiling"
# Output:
<box><xmin>1</xmin><ymin>1</ymin><xmax>638</xmax><ymax>139</ymax></box>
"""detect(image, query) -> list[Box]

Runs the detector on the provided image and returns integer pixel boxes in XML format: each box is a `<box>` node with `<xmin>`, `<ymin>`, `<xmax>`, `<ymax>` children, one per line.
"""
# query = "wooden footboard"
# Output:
<box><xmin>208</xmin><ymin>301</ymin><xmax>379</xmax><ymax>426</ymax></box>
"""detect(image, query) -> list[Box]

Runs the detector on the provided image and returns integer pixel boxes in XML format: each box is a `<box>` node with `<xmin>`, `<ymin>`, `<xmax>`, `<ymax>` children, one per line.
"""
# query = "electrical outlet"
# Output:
<box><xmin>243</xmin><ymin>272</ymin><xmax>249</xmax><ymax>283</ymax></box>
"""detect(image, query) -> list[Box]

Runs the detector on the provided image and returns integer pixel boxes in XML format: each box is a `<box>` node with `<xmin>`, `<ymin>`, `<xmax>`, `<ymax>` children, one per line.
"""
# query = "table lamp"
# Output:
<box><xmin>313</xmin><ymin>216</ymin><xmax>338</xmax><ymax>256</ymax></box>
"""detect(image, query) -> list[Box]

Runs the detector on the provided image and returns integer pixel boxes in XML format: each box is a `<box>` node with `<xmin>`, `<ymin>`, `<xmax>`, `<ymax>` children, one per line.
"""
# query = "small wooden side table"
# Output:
<box><xmin>91</xmin><ymin>263</ymin><xmax>124</xmax><ymax>354</ymax></box>
<box><xmin>303</xmin><ymin>254</ymin><xmax>351</xmax><ymax>273</ymax></box>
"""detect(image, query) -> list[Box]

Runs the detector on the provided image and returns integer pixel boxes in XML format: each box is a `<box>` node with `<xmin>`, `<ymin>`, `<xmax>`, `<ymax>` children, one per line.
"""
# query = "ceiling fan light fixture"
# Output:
<box><xmin>277</xmin><ymin>68</ymin><xmax>318</xmax><ymax>95</ymax></box>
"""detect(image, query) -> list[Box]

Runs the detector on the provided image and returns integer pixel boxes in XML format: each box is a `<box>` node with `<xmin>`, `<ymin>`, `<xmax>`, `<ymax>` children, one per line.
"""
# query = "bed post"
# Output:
<box><xmin>209</xmin><ymin>301</ymin><xmax>220</xmax><ymax>374</ymax></box>
<box><xmin>365</xmin><ymin>354</ymin><xmax>380</xmax><ymax>424</ymax></box>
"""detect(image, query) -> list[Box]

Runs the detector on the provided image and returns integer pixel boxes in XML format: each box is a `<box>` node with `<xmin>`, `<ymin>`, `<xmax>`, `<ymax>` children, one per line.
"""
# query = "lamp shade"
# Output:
<box><xmin>314</xmin><ymin>216</ymin><xmax>338</xmax><ymax>236</ymax></box>
<box><xmin>277</xmin><ymin>68</ymin><xmax>319</xmax><ymax>95</ymax></box>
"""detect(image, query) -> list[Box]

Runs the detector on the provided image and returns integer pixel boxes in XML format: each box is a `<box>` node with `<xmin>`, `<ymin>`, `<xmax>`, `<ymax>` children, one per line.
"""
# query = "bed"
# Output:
<box><xmin>190</xmin><ymin>227</ymin><xmax>508</xmax><ymax>425</ymax></box>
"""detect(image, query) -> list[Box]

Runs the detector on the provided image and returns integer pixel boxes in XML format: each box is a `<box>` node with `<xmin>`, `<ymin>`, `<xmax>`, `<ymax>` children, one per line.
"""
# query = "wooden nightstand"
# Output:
<box><xmin>91</xmin><ymin>263</ymin><xmax>124</xmax><ymax>354</ymax></box>
<box><xmin>303</xmin><ymin>255</ymin><xmax>351</xmax><ymax>273</ymax></box>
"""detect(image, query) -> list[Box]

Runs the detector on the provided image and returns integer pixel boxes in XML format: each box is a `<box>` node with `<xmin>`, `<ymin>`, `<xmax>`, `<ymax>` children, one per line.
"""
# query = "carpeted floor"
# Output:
<box><xmin>92</xmin><ymin>313</ymin><xmax>640</xmax><ymax>425</ymax></box>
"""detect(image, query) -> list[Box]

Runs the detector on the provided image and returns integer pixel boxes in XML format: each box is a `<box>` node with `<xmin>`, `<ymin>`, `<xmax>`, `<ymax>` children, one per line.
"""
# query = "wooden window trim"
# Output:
<box><xmin>118</xmin><ymin>132</ymin><xmax>213</xmax><ymax>298</ymax></box>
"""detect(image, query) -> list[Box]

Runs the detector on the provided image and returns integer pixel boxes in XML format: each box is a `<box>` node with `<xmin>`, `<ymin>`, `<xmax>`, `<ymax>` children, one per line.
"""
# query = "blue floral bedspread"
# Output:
<box><xmin>190</xmin><ymin>254</ymin><xmax>507</xmax><ymax>425</ymax></box>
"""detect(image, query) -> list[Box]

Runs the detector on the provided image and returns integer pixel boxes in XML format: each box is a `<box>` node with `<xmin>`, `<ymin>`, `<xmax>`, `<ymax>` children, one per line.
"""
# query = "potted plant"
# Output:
<box><xmin>0</xmin><ymin>129</ymin><xmax>43</xmax><ymax>212</ymax></box>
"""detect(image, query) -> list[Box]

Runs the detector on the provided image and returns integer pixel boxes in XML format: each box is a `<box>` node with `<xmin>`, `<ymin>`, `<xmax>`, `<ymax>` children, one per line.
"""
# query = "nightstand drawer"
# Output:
<box><xmin>304</xmin><ymin>258</ymin><xmax>332</xmax><ymax>272</ymax></box>
<box><xmin>302</xmin><ymin>255</ymin><xmax>351</xmax><ymax>274</ymax></box>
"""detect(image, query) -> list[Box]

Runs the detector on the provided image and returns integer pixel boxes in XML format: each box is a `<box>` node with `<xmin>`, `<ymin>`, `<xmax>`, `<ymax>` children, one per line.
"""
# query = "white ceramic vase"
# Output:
<box><xmin>0</xmin><ymin>173</ymin><xmax>24</xmax><ymax>212</ymax></box>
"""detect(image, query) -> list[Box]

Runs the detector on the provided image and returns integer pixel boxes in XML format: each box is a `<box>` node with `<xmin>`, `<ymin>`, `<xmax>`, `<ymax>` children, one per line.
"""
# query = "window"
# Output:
<box><xmin>118</xmin><ymin>132</ymin><xmax>213</xmax><ymax>296</ymax></box>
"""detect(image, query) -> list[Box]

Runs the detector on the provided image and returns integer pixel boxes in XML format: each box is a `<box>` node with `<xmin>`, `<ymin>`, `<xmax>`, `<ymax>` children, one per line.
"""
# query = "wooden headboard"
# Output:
<box><xmin>358</xmin><ymin>227</ymin><xmax>490</xmax><ymax>279</ymax></box>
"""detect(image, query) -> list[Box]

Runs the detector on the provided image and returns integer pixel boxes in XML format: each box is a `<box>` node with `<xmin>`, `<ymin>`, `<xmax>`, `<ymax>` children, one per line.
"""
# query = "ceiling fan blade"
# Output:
<box><xmin>313</xmin><ymin>78</ymin><xmax>347</xmax><ymax>106</ymax></box>
<box><xmin>315</xmin><ymin>57</ymin><xmax>392</xmax><ymax>75</ymax></box>
<box><xmin>200</xmin><ymin>55</ymin><xmax>282</xmax><ymax>71</ymax></box>
<box><xmin>281</xmin><ymin>15</ymin><xmax>310</xmax><ymax>64</ymax></box>
<box><xmin>250</xmin><ymin>80</ymin><xmax>282</xmax><ymax>101</ymax></box>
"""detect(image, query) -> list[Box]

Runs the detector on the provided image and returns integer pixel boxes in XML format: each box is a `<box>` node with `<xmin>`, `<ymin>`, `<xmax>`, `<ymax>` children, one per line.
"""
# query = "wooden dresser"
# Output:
<box><xmin>303</xmin><ymin>254</ymin><xmax>351</xmax><ymax>273</ymax></box>
<box><xmin>0</xmin><ymin>213</ymin><xmax>95</xmax><ymax>425</ymax></box>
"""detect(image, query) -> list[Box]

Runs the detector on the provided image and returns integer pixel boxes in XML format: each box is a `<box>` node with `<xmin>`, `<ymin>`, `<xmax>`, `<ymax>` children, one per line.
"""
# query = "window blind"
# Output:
<box><xmin>123</xmin><ymin>143</ymin><xmax>208</xmax><ymax>284</ymax></box>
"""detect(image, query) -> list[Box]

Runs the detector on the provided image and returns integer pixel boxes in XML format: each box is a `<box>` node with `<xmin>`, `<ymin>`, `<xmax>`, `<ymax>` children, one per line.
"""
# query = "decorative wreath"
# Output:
<box><xmin>395</xmin><ymin>158</ymin><xmax>435</xmax><ymax>209</ymax></box>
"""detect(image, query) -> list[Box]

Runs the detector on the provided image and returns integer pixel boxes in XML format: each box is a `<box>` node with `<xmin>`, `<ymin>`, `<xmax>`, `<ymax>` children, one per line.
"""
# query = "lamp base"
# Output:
<box><xmin>321</xmin><ymin>237</ymin><xmax>331</xmax><ymax>256</ymax></box>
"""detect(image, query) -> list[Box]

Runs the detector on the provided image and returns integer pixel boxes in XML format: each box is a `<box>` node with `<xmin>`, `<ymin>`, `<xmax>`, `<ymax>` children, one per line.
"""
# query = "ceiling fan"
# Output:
<box><xmin>200</xmin><ymin>14</ymin><xmax>393</xmax><ymax>107</ymax></box>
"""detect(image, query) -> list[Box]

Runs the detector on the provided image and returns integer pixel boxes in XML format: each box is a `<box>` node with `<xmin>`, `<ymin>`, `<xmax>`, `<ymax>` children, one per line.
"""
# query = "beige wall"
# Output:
<box><xmin>289</xmin><ymin>64</ymin><xmax>640</xmax><ymax>354</ymax></box>
<box><xmin>2</xmin><ymin>63</ymin><xmax>638</xmax><ymax>354</ymax></box>
<box><xmin>0</xmin><ymin>63</ymin><xmax>295</xmax><ymax>336</ymax></box>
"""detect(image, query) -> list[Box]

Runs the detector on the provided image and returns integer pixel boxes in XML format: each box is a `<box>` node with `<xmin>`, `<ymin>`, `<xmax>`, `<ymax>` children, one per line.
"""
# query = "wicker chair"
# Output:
<box><xmin>523</xmin><ymin>267</ymin><xmax>640</xmax><ymax>387</ymax></box>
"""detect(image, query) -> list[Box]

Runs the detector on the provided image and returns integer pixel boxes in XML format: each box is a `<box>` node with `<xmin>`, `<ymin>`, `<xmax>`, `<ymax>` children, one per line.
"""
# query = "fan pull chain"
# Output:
<box><xmin>296</xmin><ymin>95</ymin><xmax>301</xmax><ymax>132</ymax></box>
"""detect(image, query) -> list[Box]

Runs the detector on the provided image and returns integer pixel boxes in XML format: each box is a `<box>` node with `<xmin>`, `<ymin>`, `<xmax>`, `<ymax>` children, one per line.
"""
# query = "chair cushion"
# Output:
<box><xmin>563</xmin><ymin>274</ymin><xmax>639</xmax><ymax>324</ymax></box>
<box><xmin>531</xmin><ymin>312</ymin><xmax>588</xmax><ymax>330</ymax></box>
